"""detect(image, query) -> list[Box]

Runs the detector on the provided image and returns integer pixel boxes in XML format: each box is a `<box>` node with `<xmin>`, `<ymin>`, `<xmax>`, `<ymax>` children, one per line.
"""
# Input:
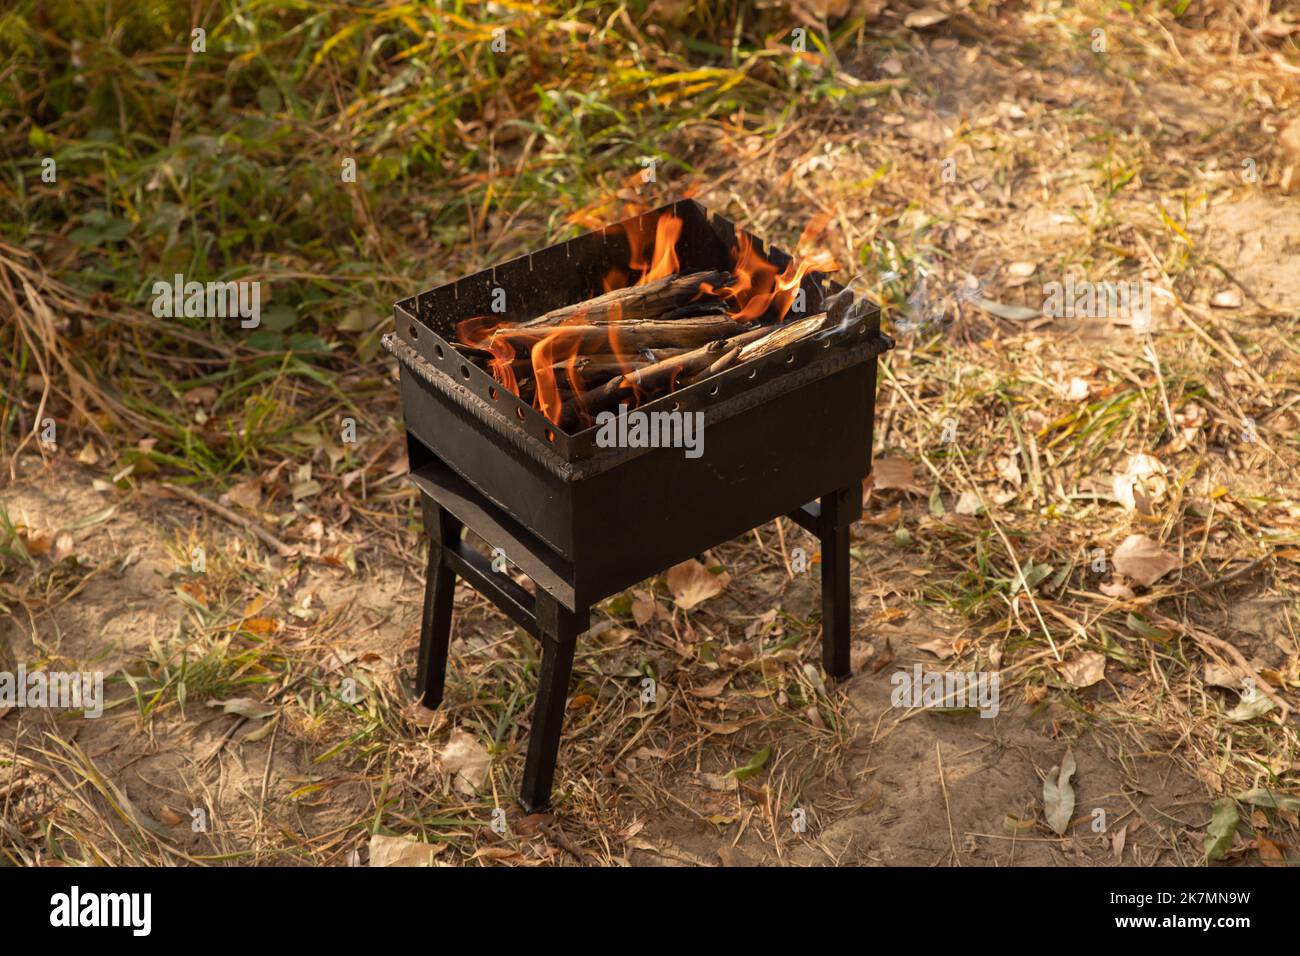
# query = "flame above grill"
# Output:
<box><xmin>456</xmin><ymin>210</ymin><xmax>836</xmax><ymax>432</ymax></box>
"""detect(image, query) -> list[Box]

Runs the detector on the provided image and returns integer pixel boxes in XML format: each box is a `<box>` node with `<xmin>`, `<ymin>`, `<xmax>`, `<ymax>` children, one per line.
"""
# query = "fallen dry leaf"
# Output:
<box><xmin>699</xmin><ymin>771</ymin><xmax>739</xmax><ymax>792</ymax></box>
<box><xmin>441</xmin><ymin>728</ymin><xmax>491</xmax><ymax>796</ymax></box>
<box><xmin>185</xmin><ymin>385</ymin><xmax>219</xmax><ymax>406</ymax></box>
<box><xmin>699</xmin><ymin>720</ymin><xmax>744</xmax><ymax>735</ymax></box>
<box><xmin>870</xmin><ymin>457</ymin><xmax>927</xmax><ymax>495</ymax></box>
<box><xmin>1113</xmin><ymin>534</ymin><xmax>1179</xmax><ymax>587</ymax></box>
<box><xmin>1203</xmin><ymin>662</ymin><xmax>1242</xmax><ymax>690</ymax></box>
<box><xmin>869</xmin><ymin>637</ymin><xmax>895</xmax><ymax>672</ymax></box>
<box><xmin>17</xmin><ymin>527</ymin><xmax>52</xmax><ymax>556</ymax></box>
<box><xmin>717</xmin><ymin>845</ymin><xmax>754</xmax><ymax>866</ymax></box>
<box><xmin>904</xmin><ymin>7</ymin><xmax>949</xmax><ymax>29</ymax></box>
<box><xmin>369</xmin><ymin>833</ymin><xmax>447</xmax><ymax>867</ymax></box>
<box><xmin>235</xmin><ymin>616</ymin><xmax>281</xmax><ymax>636</ymax></box>
<box><xmin>631</xmin><ymin>595</ymin><xmax>657</xmax><ymax>626</ymax></box>
<box><xmin>1112</xmin><ymin>453</ymin><xmax>1166</xmax><ymax>514</ymax></box>
<box><xmin>1099</xmin><ymin>581</ymin><xmax>1136</xmax><ymax>600</ymax></box>
<box><xmin>995</xmin><ymin>454</ymin><xmax>1022</xmax><ymax>487</ymax></box>
<box><xmin>918</xmin><ymin>638</ymin><xmax>957</xmax><ymax>659</ymax></box>
<box><xmin>1056</xmin><ymin>651</ymin><xmax>1106</xmax><ymax>688</ymax></box>
<box><xmin>226</xmin><ymin>478</ymin><xmax>263</xmax><ymax>511</ymax></box>
<box><xmin>665</xmin><ymin>559</ymin><xmax>729</xmax><ymax>610</ymax></box>
<box><xmin>1112</xmin><ymin>822</ymin><xmax>1127</xmax><ymax>862</ymax></box>
<box><xmin>870</xmin><ymin>607</ymin><xmax>909</xmax><ymax>625</ymax></box>
<box><xmin>686</xmin><ymin>676</ymin><xmax>731</xmax><ymax>699</ymax></box>
<box><xmin>1043</xmin><ymin>749</ymin><xmax>1077</xmax><ymax>835</ymax></box>
<box><xmin>567</xmin><ymin>693</ymin><xmax>595</xmax><ymax>712</ymax></box>
<box><xmin>861</xmin><ymin>503</ymin><xmax>903</xmax><ymax>525</ymax></box>
<box><xmin>1257</xmin><ymin>836</ymin><xmax>1288</xmax><ymax>867</ymax></box>
<box><xmin>469</xmin><ymin>846</ymin><xmax>525</xmax><ymax>863</ymax></box>
<box><xmin>206</xmin><ymin>696</ymin><xmax>275</xmax><ymax>719</ymax></box>
<box><xmin>407</xmin><ymin>702</ymin><xmax>445</xmax><ymax>729</ymax></box>
<box><xmin>159</xmin><ymin>806</ymin><xmax>185</xmax><ymax>827</ymax></box>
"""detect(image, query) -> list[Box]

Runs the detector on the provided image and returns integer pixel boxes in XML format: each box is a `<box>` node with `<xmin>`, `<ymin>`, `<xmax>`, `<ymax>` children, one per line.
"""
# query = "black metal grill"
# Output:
<box><xmin>384</xmin><ymin>199</ymin><xmax>893</xmax><ymax>811</ymax></box>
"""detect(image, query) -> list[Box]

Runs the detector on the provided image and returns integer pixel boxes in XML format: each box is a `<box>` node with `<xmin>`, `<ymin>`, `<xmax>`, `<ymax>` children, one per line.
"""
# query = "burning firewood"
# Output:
<box><xmin>487</xmin><ymin>316</ymin><xmax>748</xmax><ymax>352</ymax></box>
<box><xmin>736</xmin><ymin>311</ymin><xmax>830</xmax><ymax>361</ymax></box>
<box><xmin>580</xmin><ymin>324</ymin><xmax>772</xmax><ymax>414</ymax></box>
<box><xmin>444</xmin><ymin>207</ymin><xmax>870</xmax><ymax>431</ymax></box>
<box><xmin>693</xmin><ymin>343</ymin><xmax>743</xmax><ymax>381</ymax></box>
<box><xmin>519</xmin><ymin>270</ymin><xmax>732</xmax><ymax>328</ymax></box>
<box><xmin>504</xmin><ymin>349</ymin><xmax>688</xmax><ymax>382</ymax></box>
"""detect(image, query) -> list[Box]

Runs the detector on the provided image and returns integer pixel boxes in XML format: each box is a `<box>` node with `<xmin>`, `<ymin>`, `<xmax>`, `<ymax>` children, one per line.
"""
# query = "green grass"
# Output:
<box><xmin>1</xmin><ymin>0</ymin><xmax>879</xmax><ymax>472</ymax></box>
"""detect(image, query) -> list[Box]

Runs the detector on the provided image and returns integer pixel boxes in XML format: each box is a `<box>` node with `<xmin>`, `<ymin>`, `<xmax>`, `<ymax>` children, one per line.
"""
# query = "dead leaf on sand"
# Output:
<box><xmin>918</xmin><ymin>637</ymin><xmax>958</xmax><ymax>659</ymax></box>
<box><xmin>869</xmin><ymin>457</ymin><xmax>928</xmax><ymax>495</ymax></box>
<box><xmin>1056</xmin><ymin>651</ymin><xmax>1106</xmax><ymax>688</ymax></box>
<box><xmin>904</xmin><ymin>7</ymin><xmax>949</xmax><ymax>29</ymax></box>
<box><xmin>369</xmin><ymin>833</ymin><xmax>447</xmax><ymax>867</ymax></box>
<box><xmin>717</xmin><ymin>845</ymin><xmax>754</xmax><ymax>866</ymax></box>
<box><xmin>159</xmin><ymin>806</ymin><xmax>185</xmax><ymax>827</ymax></box>
<box><xmin>687</xmin><ymin>675</ymin><xmax>731</xmax><ymax>699</ymax></box>
<box><xmin>16</xmin><ymin>526</ymin><xmax>52</xmax><ymax>556</ymax></box>
<box><xmin>1113</xmin><ymin>534</ymin><xmax>1180</xmax><ymax>587</ymax></box>
<box><xmin>441</xmin><ymin>728</ymin><xmax>491</xmax><ymax>796</ymax></box>
<box><xmin>1203</xmin><ymin>662</ymin><xmax>1242</xmax><ymax>691</ymax></box>
<box><xmin>1112</xmin><ymin>454</ymin><xmax>1167</xmax><ymax>514</ymax></box>
<box><xmin>226</xmin><ymin>477</ymin><xmax>263</xmax><ymax>511</ymax></box>
<box><xmin>206</xmin><ymin>697</ymin><xmax>275</xmax><ymax>719</ymax></box>
<box><xmin>1099</xmin><ymin>581</ymin><xmax>1136</xmax><ymax>600</ymax></box>
<box><xmin>631</xmin><ymin>595</ymin><xmax>658</xmax><ymax>626</ymax></box>
<box><xmin>665</xmin><ymin>559</ymin><xmax>729</xmax><ymax>610</ymax></box>
<box><xmin>1043</xmin><ymin>749</ymin><xmax>1077</xmax><ymax>835</ymax></box>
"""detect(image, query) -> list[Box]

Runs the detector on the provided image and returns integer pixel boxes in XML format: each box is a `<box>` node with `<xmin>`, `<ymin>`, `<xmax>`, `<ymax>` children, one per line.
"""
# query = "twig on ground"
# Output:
<box><xmin>163</xmin><ymin>484</ymin><xmax>298</xmax><ymax>559</ymax></box>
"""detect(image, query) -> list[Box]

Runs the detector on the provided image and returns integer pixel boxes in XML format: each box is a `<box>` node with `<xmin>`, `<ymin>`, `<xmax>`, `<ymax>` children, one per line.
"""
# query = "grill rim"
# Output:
<box><xmin>385</xmin><ymin>327</ymin><xmax>891</xmax><ymax>481</ymax></box>
<box><xmin>388</xmin><ymin>199</ymin><xmax>894</xmax><ymax>473</ymax></box>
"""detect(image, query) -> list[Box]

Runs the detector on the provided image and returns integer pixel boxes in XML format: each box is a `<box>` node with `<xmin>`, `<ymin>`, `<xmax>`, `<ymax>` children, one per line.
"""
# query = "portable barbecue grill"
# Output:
<box><xmin>383</xmin><ymin>199</ymin><xmax>893</xmax><ymax>812</ymax></box>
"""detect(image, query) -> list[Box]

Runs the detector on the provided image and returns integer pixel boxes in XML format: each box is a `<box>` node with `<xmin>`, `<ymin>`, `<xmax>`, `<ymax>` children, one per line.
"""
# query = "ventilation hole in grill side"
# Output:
<box><xmin>488</xmin><ymin>386</ymin><xmax>499</xmax><ymax>400</ymax></box>
<box><xmin>747</xmin><ymin>368</ymin><xmax>758</xmax><ymax>380</ymax></box>
<box><xmin>785</xmin><ymin>353</ymin><xmax>796</xmax><ymax>364</ymax></box>
<box><xmin>410</xmin><ymin>323</ymin><xmax>419</xmax><ymax>339</ymax></box>
<box><xmin>515</xmin><ymin>407</ymin><xmax>526</xmax><ymax>421</ymax></box>
<box><xmin>460</xmin><ymin>365</ymin><xmax>471</xmax><ymax>379</ymax></box>
<box><xmin>434</xmin><ymin>344</ymin><xmax>444</xmax><ymax>359</ymax></box>
<box><xmin>709</xmin><ymin>385</ymin><xmax>720</xmax><ymax>397</ymax></box>
<box><xmin>545</xmin><ymin>428</ymin><xmax>555</xmax><ymax>443</ymax></box>
<box><xmin>670</xmin><ymin>401</ymin><xmax>681</xmax><ymax>411</ymax></box>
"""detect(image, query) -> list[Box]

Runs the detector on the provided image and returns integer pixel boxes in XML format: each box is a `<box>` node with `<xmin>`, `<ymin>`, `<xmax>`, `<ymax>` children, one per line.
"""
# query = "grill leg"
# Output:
<box><xmin>520</xmin><ymin>591</ymin><xmax>581</xmax><ymax>813</ymax></box>
<box><xmin>416</xmin><ymin>501</ymin><xmax>463</xmax><ymax>709</ymax></box>
<box><xmin>819</xmin><ymin>487</ymin><xmax>857</xmax><ymax>681</ymax></box>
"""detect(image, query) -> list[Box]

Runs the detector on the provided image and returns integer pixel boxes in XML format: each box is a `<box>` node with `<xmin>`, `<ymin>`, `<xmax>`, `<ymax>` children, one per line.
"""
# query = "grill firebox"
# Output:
<box><xmin>384</xmin><ymin>200</ymin><xmax>893</xmax><ymax>811</ymax></box>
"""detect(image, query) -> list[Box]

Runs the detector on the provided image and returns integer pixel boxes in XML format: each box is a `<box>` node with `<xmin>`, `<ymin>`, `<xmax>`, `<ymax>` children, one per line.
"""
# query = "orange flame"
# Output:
<box><xmin>530</xmin><ymin>324</ymin><xmax>586</xmax><ymax>426</ymax></box>
<box><xmin>618</xmin><ymin>212</ymin><xmax>683</xmax><ymax>288</ymax></box>
<box><xmin>638</xmin><ymin>213</ymin><xmax>681</xmax><ymax>285</ymax></box>
<box><xmin>458</xmin><ymin>316</ymin><xmax>520</xmax><ymax>395</ymax></box>
<box><xmin>603</xmin><ymin>266</ymin><xmax>629</xmax><ymax>293</ymax></box>
<box><xmin>702</xmin><ymin>228</ymin><xmax>839</xmax><ymax>325</ymax></box>
<box><xmin>457</xmin><ymin>208</ymin><xmax>839</xmax><ymax>432</ymax></box>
